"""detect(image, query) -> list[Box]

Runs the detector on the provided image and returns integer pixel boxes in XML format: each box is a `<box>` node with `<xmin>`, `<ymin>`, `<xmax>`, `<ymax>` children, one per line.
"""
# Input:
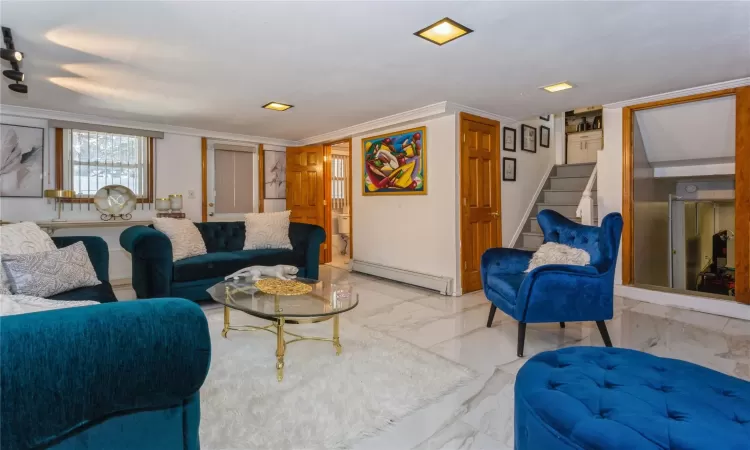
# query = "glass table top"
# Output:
<box><xmin>207</xmin><ymin>277</ymin><xmax>359</xmax><ymax>319</ymax></box>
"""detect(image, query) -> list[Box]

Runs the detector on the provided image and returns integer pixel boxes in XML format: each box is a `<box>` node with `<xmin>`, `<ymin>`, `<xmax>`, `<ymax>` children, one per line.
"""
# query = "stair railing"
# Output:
<box><xmin>576</xmin><ymin>163</ymin><xmax>597</xmax><ymax>225</ymax></box>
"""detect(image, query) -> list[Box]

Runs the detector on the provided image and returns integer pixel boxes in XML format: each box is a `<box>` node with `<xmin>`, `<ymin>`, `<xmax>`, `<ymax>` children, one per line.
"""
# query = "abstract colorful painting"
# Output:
<box><xmin>362</xmin><ymin>126</ymin><xmax>426</xmax><ymax>195</ymax></box>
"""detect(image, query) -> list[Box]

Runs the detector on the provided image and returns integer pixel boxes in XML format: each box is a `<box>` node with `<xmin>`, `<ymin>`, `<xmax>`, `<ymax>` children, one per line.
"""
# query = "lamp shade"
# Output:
<box><xmin>44</xmin><ymin>189</ymin><xmax>75</xmax><ymax>199</ymax></box>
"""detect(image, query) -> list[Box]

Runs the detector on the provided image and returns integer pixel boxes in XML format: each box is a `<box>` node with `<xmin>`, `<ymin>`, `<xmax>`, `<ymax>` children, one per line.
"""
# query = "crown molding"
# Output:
<box><xmin>0</xmin><ymin>104</ymin><xmax>299</xmax><ymax>147</ymax></box>
<box><xmin>603</xmin><ymin>77</ymin><xmax>750</xmax><ymax>109</ymax></box>
<box><xmin>445</xmin><ymin>102</ymin><xmax>518</xmax><ymax>125</ymax></box>
<box><xmin>298</xmin><ymin>101</ymin><xmax>453</xmax><ymax>145</ymax></box>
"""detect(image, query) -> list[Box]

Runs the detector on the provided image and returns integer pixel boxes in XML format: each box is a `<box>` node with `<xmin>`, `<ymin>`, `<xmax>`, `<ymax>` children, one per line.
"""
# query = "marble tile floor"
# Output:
<box><xmin>116</xmin><ymin>265</ymin><xmax>750</xmax><ymax>449</ymax></box>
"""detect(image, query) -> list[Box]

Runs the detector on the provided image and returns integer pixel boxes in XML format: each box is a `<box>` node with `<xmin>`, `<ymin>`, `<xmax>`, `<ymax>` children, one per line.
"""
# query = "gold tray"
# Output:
<box><xmin>254</xmin><ymin>278</ymin><xmax>313</xmax><ymax>296</ymax></box>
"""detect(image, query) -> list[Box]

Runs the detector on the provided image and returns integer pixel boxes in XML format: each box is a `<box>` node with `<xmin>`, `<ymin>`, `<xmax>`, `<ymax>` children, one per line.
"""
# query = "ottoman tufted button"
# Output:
<box><xmin>667</xmin><ymin>411</ymin><xmax>685</xmax><ymax>421</ymax></box>
<box><xmin>547</xmin><ymin>381</ymin><xmax>562</xmax><ymax>390</ymax></box>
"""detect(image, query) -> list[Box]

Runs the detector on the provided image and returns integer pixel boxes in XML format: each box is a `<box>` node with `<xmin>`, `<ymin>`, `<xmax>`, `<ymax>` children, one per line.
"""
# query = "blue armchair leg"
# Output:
<box><xmin>487</xmin><ymin>305</ymin><xmax>497</xmax><ymax>328</ymax></box>
<box><xmin>517</xmin><ymin>322</ymin><xmax>527</xmax><ymax>357</ymax></box>
<box><xmin>560</xmin><ymin>322</ymin><xmax>565</xmax><ymax>329</ymax></box>
<box><xmin>596</xmin><ymin>321</ymin><xmax>613</xmax><ymax>347</ymax></box>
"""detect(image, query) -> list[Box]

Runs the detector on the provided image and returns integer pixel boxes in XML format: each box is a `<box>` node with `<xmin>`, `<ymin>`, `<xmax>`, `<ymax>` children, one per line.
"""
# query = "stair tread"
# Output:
<box><xmin>549</xmin><ymin>175</ymin><xmax>590</xmax><ymax>179</ymax></box>
<box><xmin>556</xmin><ymin>162</ymin><xmax>596</xmax><ymax>167</ymax></box>
<box><xmin>522</xmin><ymin>232</ymin><xmax>543</xmax><ymax>236</ymax></box>
<box><xmin>537</xmin><ymin>202</ymin><xmax>579</xmax><ymax>206</ymax></box>
<box><xmin>544</xmin><ymin>189</ymin><xmax>597</xmax><ymax>192</ymax></box>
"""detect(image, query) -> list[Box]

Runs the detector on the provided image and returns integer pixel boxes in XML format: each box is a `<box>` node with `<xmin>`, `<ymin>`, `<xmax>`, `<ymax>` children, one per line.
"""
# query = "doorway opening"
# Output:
<box><xmin>326</xmin><ymin>140</ymin><xmax>352</xmax><ymax>270</ymax></box>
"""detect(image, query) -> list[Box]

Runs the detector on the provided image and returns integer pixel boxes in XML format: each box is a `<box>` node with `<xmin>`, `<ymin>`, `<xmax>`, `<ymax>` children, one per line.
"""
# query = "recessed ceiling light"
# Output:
<box><xmin>262</xmin><ymin>102</ymin><xmax>293</xmax><ymax>111</ymax></box>
<box><xmin>541</xmin><ymin>82</ymin><xmax>574</xmax><ymax>93</ymax></box>
<box><xmin>414</xmin><ymin>18</ymin><xmax>473</xmax><ymax>46</ymax></box>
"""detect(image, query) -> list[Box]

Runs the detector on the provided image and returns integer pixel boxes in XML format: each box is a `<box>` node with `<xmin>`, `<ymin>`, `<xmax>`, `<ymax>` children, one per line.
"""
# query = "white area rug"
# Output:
<box><xmin>199</xmin><ymin>309</ymin><xmax>475</xmax><ymax>450</ymax></box>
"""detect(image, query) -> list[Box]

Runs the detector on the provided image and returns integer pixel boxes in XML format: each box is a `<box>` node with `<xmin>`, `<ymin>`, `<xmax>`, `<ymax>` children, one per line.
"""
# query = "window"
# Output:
<box><xmin>331</xmin><ymin>154</ymin><xmax>349</xmax><ymax>210</ymax></box>
<box><xmin>57</xmin><ymin>129</ymin><xmax>153</xmax><ymax>201</ymax></box>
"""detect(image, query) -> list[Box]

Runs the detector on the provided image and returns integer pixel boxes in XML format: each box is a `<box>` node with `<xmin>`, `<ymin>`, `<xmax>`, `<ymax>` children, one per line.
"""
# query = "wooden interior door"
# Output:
<box><xmin>286</xmin><ymin>145</ymin><xmax>326</xmax><ymax>262</ymax></box>
<box><xmin>460</xmin><ymin>113</ymin><xmax>501</xmax><ymax>293</ymax></box>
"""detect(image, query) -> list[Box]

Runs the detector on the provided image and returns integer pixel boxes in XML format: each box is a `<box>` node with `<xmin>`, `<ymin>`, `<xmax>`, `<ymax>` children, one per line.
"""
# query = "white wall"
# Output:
<box><xmin>502</xmin><ymin>117</ymin><xmax>556</xmax><ymax>246</ymax></box>
<box><xmin>351</xmin><ymin>114</ymin><xmax>461</xmax><ymax>294</ymax></box>
<box><xmin>597</xmin><ymin>107</ymin><xmax>624</xmax><ymax>283</ymax></box>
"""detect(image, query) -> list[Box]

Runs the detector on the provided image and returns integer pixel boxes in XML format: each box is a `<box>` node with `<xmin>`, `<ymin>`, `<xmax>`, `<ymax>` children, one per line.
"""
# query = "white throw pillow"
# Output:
<box><xmin>1</xmin><ymin>294</ymin><xmax>99</xmax><ymax>317</ymax></box>
<box><xmin>525</xmin><ymin>242</ymin><xmax>591</xmax><ymax>273</ymax></box>
<box><xmin>152</xmin><ymin>218</ymin><xmax>207</xmax><ymax>261</ymax></box>
<box><xmin>243</xmin><ymin>211</ymin><xmax>293</xmax><ymax>250</ymax></box>
<box><xmin>0</xmin><ymin>222</ymin><xmax>57</xmax><ymax>293</ymax></box>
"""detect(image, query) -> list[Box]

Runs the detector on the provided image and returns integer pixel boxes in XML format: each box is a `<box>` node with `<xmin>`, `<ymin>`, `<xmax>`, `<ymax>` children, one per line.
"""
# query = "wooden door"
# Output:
<box><xmin>286</xmin><ymin>145</ymin><xmax>326</xmax><ymax>261</ymax></box>
<box><xmin>460</xmin><ymin>113</ymin><xmax>501</xmax><ymax>293</ymax></box>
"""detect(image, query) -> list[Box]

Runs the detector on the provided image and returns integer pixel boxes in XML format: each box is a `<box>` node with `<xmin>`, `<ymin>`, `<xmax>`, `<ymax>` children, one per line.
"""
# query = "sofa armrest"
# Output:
<box><xmin>516</xmin><ymin>264</ymin><xmax>612</xmax><ymax>323</ymax></box>
<box><xmin>288</xmin><ymin>222</ymin><xmax>326</xmax><ymax>280</ymax></box>
<box><xmin>120</xmin><ymin>225</ymin><xmax>174</xmax><ymax>298</ymax></box>
<box><xmin>0</xmin><ymin>298</ymin><xmax>211</xmax><ymax>450</ymax></box>
<box><xmin>52</xmin><ymin>236</ymin><xmax>110</xmax><ymax>282</ymax></box>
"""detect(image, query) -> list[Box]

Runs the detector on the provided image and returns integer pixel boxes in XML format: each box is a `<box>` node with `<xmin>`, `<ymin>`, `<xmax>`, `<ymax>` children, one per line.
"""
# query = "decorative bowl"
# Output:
<box><xmin>93</xmin><ymin>185</ymin><xmax>137</xmax><ymax>218</ymax></box>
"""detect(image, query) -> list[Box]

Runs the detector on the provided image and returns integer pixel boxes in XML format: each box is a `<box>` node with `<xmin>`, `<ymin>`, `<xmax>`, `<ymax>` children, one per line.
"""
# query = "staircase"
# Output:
<box><xmin>514</xmin><ymin>162</ymin><xmax>597</xmax><ymax>252</ymax></box>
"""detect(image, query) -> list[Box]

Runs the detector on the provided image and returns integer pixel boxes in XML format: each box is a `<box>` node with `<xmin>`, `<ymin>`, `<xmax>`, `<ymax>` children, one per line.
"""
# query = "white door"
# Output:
<box><xmin>206</xmin><ymin>141</ymin><xmax>259</xmax><ymax>222</ymax></box>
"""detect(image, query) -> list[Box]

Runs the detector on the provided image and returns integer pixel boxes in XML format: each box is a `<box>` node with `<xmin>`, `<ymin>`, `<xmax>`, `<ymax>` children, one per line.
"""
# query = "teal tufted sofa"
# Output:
<box><xmin>0</xmin><ymin>298</ymin><xmax>211</xmax><ymax>450</ymax></box>
<box><xmin>120</xmin><ymin>221</ymin><xmax>326</xmax><ymax>301</ymax></box>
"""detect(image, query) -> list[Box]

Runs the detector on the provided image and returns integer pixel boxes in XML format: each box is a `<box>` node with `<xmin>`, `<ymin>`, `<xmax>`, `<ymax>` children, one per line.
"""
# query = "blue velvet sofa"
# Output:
<box><xmin>49</xmin><ymin>235</ymin><xmax>118</xmax><ymax>303</ymax></box>
<box><xmin>0</xmin><ymin>298</ymin><xmax>211</xmax><ymax>450</ymax></box>
<box><xmin>482</xmin><ymin>210</ymin><xmax>623</xmax><ymax>357</ymax></box>
<box><xmin>120</xmin><ymin>221</ymin><xmax>326</xmax><ymax>301</ymax></box>
<box><xmin>515</xmin><ymin>347</ymin><xmax>750</xmax><ymax>450</ymax></box>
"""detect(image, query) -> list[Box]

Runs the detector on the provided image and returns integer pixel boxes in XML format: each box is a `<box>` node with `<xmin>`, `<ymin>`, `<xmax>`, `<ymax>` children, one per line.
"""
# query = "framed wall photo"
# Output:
<box><xmin>539</xmin><ymin>115</ymin><xmax>550</xmax><ymax>121</ymax></box>
<box><xmin>263</xmin><ymin>150</ymin><xmax>286</xmax><ymax>199</ymax></box>
<box><xmin>521</xmin><ymin>124</ymin><xmax>536</xmax><ymax>153</ymax></box>
<box><xmin>502</xmin><ymin>127</ymin><xmax>516</xmax><ymax>152</ymax></box>
<box><xmin>540</xmin><ymin>125</ymin><xmax>550</xmax><ymax>148</ymax></box>
<box><xmin>502</xmin><ymin>157</ymin><xmax>516</xmax><ymax>181</ymax></box>
<box><xmin>363</xmin><ymin>126</ymin><xmax>425</xmax><ymax>196</ymax></box>
<box><xmin>0</xmin><ymin>124</ymin><xmax>44</xmax><ymax>197</ymax></box>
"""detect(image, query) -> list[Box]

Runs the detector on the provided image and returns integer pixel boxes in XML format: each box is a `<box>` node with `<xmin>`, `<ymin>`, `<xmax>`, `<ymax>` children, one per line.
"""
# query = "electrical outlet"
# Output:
<box><xmin>187</xmin><ymin>190</ymin><xmax>196</xmax><ymax>199</ymax></box>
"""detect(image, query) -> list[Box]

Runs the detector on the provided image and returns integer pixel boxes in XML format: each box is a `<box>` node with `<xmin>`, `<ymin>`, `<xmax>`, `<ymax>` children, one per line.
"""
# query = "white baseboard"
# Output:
<box><xmin>352</xmin><ymin>260</ymin><xmax>453</xmax><ymax>295</ymax></box>
<box><xmin>510</xmin><ymin>163</ymin><xmax>554</xmax><ymax>247</ymax></box>
<box><xmin>615</xmin><ymin>284</ymin><xmax>750</xmax><ymax>320</ymax></box>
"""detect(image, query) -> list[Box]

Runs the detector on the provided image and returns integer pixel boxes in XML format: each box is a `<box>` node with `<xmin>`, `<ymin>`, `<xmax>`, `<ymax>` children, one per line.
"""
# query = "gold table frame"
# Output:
<box><xmin>220</xmin><ymin>285</ymin><xmax>344</xmax><ymax>382</ymax></box>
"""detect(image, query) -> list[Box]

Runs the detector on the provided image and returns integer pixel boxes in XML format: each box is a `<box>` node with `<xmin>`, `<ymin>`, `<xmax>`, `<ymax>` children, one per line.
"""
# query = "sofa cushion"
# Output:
<box><xmin>48</xmin><ymin>281</ymin><xmax>118</xmax><ymax>303</ymax></box>
<box><xmin>173</xmin><ymin>249</ymin><xmax>304</xmax><ymax>283</ymax></box>
<box><xmin>194</xmin><ymin>222</ymin><xmax>246</xmax><ymax>253</ymax></box>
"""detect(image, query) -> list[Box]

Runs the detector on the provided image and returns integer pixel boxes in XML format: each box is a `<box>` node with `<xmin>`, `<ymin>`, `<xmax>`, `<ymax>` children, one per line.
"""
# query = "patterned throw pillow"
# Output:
<box><xmin>2</xmin><ymin>242</ymin><xmax>101</xmax><ymax>297</ymax></box>
<box><xmin>152</xmin><ymin>218</ymin><xmax>207</xmax><ymax>261</ymax></box>
<box><xmin>525</xmin><ymin>242</ymin><xmax>591</xmax><ymax>273</ymax></box>
<box><xmin>243</xmin><ymin>211</ymin><xmax>293</xmax><ymax>250</ymax></box>
<box><xmin>0</xmin><ymin>222</ymin><xmax>57</xmax><ymax>293</ymax></box>
<box><xmin>1</xmin><ymin>294</ymin><xmax>99</xmax><ymax>317</ymax></box>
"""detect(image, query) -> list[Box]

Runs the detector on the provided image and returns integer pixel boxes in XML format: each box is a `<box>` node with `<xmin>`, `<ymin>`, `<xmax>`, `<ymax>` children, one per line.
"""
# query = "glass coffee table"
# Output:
<box><xmin>207</xmin><ymin>277</ymin><xmax>359</xmax><ymax>381</ymax></box>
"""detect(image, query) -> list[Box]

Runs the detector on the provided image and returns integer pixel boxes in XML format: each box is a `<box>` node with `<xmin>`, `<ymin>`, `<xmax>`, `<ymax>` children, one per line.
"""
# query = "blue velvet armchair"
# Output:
<box><xmin>481</xmin><ymin>210</ymin><xmax>623</xmax><ymax>357</ymax></box>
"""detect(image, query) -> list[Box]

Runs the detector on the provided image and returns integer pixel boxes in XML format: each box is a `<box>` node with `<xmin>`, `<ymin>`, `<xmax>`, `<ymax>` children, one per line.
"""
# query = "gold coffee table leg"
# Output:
<box><xmin>276</xmin><ymin>317</ymin><xmax>286</xmax><ymax>382</ymax></box>
<box><xmin>221</xmin><ymin>305</ymin><xmax>230</xmax><ymax>338</ymax></box>
<box><xmin>333</xmin><ymin>314</ymin><xmax>342</xmax><ymax>355</ymax></box>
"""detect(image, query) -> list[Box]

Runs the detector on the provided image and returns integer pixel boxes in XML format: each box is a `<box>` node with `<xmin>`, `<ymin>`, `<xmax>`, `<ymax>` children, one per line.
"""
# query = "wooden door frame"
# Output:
<box><xmin>322</xmin><ymin>138</ymin><xmax>353</xmax><ymax>265</ymax></box>
<box><xmin>201</xmin><ymin>137</ymin><xmax>208</xmax><ymax>222</ymax></box>
<box><xmin>621</xmin><ymin>86</ymin><xmax>750</xmax><ymax>303</ymax></box>
<box><xmin>459</xmin><ymin>112</ymin><xmax>501</xmax><ymax>294</ymax></box>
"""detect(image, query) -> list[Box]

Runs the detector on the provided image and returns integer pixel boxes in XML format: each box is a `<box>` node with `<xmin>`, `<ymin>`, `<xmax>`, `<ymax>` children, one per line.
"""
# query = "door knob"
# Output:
<box><xmin>490</xmin><ymin>212</ymin><xmax>500</xmax><ymax>217</ymax></box>
<box><xmin>209</xmin><ymin>212</ymin><xmax>214</xmax><ymax>217</ymax></box>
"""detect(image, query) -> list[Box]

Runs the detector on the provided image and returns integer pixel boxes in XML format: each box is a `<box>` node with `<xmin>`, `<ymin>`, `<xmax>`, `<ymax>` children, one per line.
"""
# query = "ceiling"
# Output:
<box><xmin>1</xmin><ymin>1</ymin><xmax>749</xmax><ymax>141</ymax></box>
<box><xmin>635</xmin><ymin>95</ymin><xmax>736</xmax><ymax>167</ymax></box>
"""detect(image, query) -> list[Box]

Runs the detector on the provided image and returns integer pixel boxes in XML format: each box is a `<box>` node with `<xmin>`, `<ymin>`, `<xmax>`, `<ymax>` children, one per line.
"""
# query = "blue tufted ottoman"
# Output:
<box><xmin>515</xmin><ymin>347</ymin><xmax>750</xmax><ymax>449</ymax></box>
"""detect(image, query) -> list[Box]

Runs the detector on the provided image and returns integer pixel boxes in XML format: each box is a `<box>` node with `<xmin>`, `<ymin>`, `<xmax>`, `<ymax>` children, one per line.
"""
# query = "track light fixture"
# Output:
<box><xmin>0</xmin><ymin>48</ymin><xmax>22</xmax><ymax>62</ymax></box>
<box><xmin>2</xmin><ymin>26</ymin><xmax>27</xmax><ymax>93</ymax></box>
<box><xmin>3</xmin><ymin>69</ymin><xmax>23</xmax><ymax>82</ymax></box>
<box><xmin>9</xmin><ymin>83</ymin><xmax>27</xmax><ymax>93</ymax></box>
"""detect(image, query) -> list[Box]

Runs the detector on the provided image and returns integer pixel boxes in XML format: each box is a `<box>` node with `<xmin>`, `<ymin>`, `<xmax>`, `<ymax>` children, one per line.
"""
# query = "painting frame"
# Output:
<box><xmin>502</xmin><ymin>157</ymin><xmax>516</xmax><ymax>181</ymax></box>
<box><xmin>0</xmin><ymin>123</ymin><xmax>45</xmax><ymax>198</ymax></box>
<box><xmin>540</xmin><ymin>125</ymin><xmax>550</xmax><ymax>148</ymax></box>
<box><xmin>263</xmin><ymin>149</ymin><xmax>286</xmax><ymax>199</ymax></box>
<box><xmin>502</xmin><ymin>126</ymin><xmax>516</xmax><ymax>152</ymax></box>
<box><xmin>539</xmin><ymin>114</ymin><xmax>550</xmax><ymax>121</ymax></box>
<box><xmin>362</xmin><ymin>126</ymin><xmax>426</xmax><ymax>196</ymax></box>
<box><xmin>521</xmin><ymin>124</ymin><xmax>536</xmax><ymax>153</ymax></box>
